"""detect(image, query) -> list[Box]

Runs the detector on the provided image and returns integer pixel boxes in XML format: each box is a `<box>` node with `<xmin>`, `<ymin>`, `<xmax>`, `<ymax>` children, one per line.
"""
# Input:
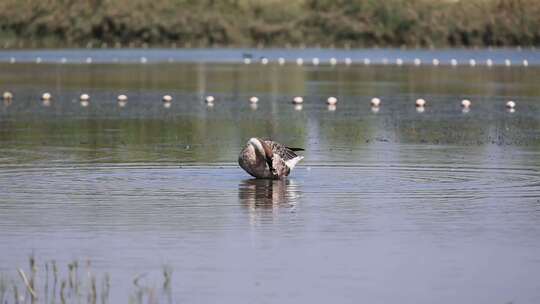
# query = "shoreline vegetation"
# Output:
<box><xmin>0</xmin><ymin>0</ymin><xmax>539</xmax><ymax>49</ymax></box>
<box><xmin>0</xmin><ymin>256</ymin><xmax>173</xmax><ymax>304</ymax></box>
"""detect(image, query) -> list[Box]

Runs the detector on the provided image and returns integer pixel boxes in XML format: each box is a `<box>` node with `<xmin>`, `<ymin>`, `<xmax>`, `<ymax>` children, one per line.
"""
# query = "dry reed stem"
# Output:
<box><xmin>17</xmin><ymin>268</ymin><xmax>37</xmax><ymax>300</ymax></box>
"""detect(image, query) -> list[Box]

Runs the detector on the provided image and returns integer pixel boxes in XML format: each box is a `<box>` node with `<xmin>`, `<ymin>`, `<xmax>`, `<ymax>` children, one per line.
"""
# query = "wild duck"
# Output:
<box><xmin>238</xmin><ymin>138</ymin><xmax>304</xmax><ymax>179</ymax></box>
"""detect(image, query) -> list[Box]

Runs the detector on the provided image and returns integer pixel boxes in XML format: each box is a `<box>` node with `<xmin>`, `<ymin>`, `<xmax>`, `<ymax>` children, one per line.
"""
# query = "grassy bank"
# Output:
<box><xmin>0</xmin><ymin>0</ymin><xmax>539</xmax><ymax>49</ymax></box>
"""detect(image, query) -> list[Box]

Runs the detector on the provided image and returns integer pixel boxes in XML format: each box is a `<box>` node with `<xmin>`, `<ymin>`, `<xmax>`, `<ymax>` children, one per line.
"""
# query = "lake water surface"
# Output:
<box><xmin>1</xmin><ymin>49</ymin><xmax>540</xmax><ymax>304</ymax></box>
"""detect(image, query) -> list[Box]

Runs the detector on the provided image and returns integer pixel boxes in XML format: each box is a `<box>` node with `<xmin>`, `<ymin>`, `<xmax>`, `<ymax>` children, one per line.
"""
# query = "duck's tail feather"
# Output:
<box><xmin>285</xmin><ymin>156</ymin><xmax>304</xmax><ymax>170</ymax></box>
<box><xmin>287</xmin><ymin>147</ymin><xmax>305</xmax><ymax>152</ymax></box>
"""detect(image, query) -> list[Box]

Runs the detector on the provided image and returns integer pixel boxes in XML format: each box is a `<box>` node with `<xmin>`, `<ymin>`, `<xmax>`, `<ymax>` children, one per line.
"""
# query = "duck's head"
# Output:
<box><xmin>248</xmin><ymin>137</ymin><xmax>274</xmax><ymax>164</ymax></box>
<box><xmin>248</xmin><ymin>138</ymin><xmax>276</xmax><ymax>176</ymax></box>
<box><xmin>248</xmin><ymin>138</ymin><xmax>266</xmax><ymax>157</ymax></box>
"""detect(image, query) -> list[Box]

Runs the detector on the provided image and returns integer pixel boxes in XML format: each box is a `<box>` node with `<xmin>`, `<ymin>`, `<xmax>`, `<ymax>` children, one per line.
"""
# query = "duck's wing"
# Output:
<box><xmin>264</xmin><ymin>140</ymin><xmax>303</xmax><ymax>161</ymax></box>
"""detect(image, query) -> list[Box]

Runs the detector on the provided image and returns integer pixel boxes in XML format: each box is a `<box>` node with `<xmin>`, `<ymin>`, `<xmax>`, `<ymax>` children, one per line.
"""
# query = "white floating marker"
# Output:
<box><xmin>278</xmin><ymin>57</ymin><xmax>285</xmax><ymax>65</ymax></box>
<box><xmin>486</xmin><ymin>59</ymin><xmax>493</xmax><ymax>67</ymax></box>
<box><xmin>469</xmin><ymin>59</ymin><xmax>476</xmax><ymax>67</ymax></box>
<box><xmin>249</xmin><ymin>96</ymin><xmax>259</xmax><ymax>104</ymax></box>
<box><xmin>2</xmin><ymin>91</ymin><xmax>13</xmax><ymax>100</ymax></box>
<box><xmin>312</xmin><ymin>58</ymin><xmax>320</xmax><ymax>66</ymax></box>
<box><xmin>363</xmin><ymin>58</ymin><xmax>371</xmax><ymax>65</ymax></box>
<box><xmin>382</xmin><ymin>58</ymin><xmax>389</xmax><ymax>65</ymax></box>
<box><xmin>505</xmin><ymin>59</ymin><xmax>511</xmax><ymax>67</ymax></box>
<box><xmin>86</xmin><ymin>57</ymin><xmax>92</xmax><ymax>64</ymax></box>
<box><xmin>326</xmin><ymin>96</ymin><xmax>338</xmax><ymax>105</ymax></box>
<box><xmin>329</xmin><ymin>57</ymin><xmax>337</xmax><ymax>66</ymax></box>
<box><xmin>36</xmin><ymin>57</ymin><xmax>42</xmax><ymax>64</ymax></box>
<box><xmin>60</xmin><ymin>57</ymin><xmax>67</xmax><ymax>64</ymax></box>
<box><xmin>9</xmin><ymin>57</ymin><xmax>16</xmax><ymax>64</ymax></box>
<box><xmin>451</xmin><ymin>59</ymin><xmax>458</xmax><ymax>66</ymax></box>
<box><xmin>140</xmin><ymin>57</ymin><xmax>147</xmax><ymax>64</ymax></box>
<box><xmin>505</xmin><ymin>100</ymin><xmax>516</xmax><ymax>109</ymax></box>
<box><xmin>205</xmin><ymin>96</ymin><xmax>215</xmax><ymax>104</ymax></box>
<box><xmin>396</xmin><ymin>58</ymin><xmax>403</xmax><ymax>66</ymax></box>
<box><xmin>162</xmin><ymin>95</ymin><xmax>173</xmax><ymax>103</ymax></box>
<box><xmin>292</xmin><ymin>96</ymin><xmax>304</xmax><ymax>104</ymax></box>
<box><xmin>243</xmin><ymin>58</ymin><xmax>251</xmax><ymax>64</ymax></box>
<box><xmin>117</xmin><ymin>94</ymin><xmax>128</xmax><ymax>107</ymax></box>
<box><xmin>41</xmin><ymin>92</ymin><xmax>52</xmax><ymax>101</ymax></box>
<box><xmin>80</xmin><ymin>93</ymin><xmax>90</xmax><ymax>102</ymax></box>
<box><xmin>432</xmin><ymin>58</ymin><xmax>440</xmax><ymax>66</ymax></box>
<box><xmin>41</xmin><ymin>92</ymin><xmax>52</xmax><ymax>106</ymax></box>
<box><xmin>370</xmin><ymin>97</ymin><xmax>381</xmax><ymax>107</ymax></box>
<box><xmin>461</xmin><ymin>99</ymin><xmax>472</xmax><ymax>108</ymax></box>
<box><xmin>413</xmin><ymin>58</ymin><xmax>421</xmax><ymax>66</ymax></box>
<box><xmin>261</xmin><ymin>57</ymin><xmax>269</xmax><ymax>65</ymax></box>
<box><xmin>345</xmin><ymin>57</ymin><xmax>352</xmax><ymax>65</ymax></box>
<box><xmin>523</xmin><ymin>60</ymin><xmax>529</xmax><ymax>67</ymax></box>
<box><xmin>415</xmin><ymin>98</ymin><xmax>426</xmax><ymax>107</ymax></box>
<box><xmin>296</xmin><ymin>58</ymin><xmax>303</xmax><ymax>66</ymax></box>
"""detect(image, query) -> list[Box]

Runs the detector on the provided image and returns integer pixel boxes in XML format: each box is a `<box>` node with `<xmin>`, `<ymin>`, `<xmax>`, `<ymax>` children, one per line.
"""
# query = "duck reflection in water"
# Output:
<box><xmin>3</xmin><ymin>98</ymin><xmax>12</xmax><ymax>108</ymax></box>
<box><xmin>238</xmin><ymin>178</ymin><xmax>300</xmax><ymax>215</ymax></box>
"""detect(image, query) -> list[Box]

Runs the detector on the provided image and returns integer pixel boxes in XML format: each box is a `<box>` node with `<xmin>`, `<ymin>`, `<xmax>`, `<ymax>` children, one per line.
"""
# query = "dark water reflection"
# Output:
<box><xmin>239</xmin><ymin>179</ymin><xmax>300</xmax><ymax>209</ymax></box>
<box><xmin>1</xmin><ymin>61</ymin><xmax>540</xmax><ymax>303</ymax></box>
